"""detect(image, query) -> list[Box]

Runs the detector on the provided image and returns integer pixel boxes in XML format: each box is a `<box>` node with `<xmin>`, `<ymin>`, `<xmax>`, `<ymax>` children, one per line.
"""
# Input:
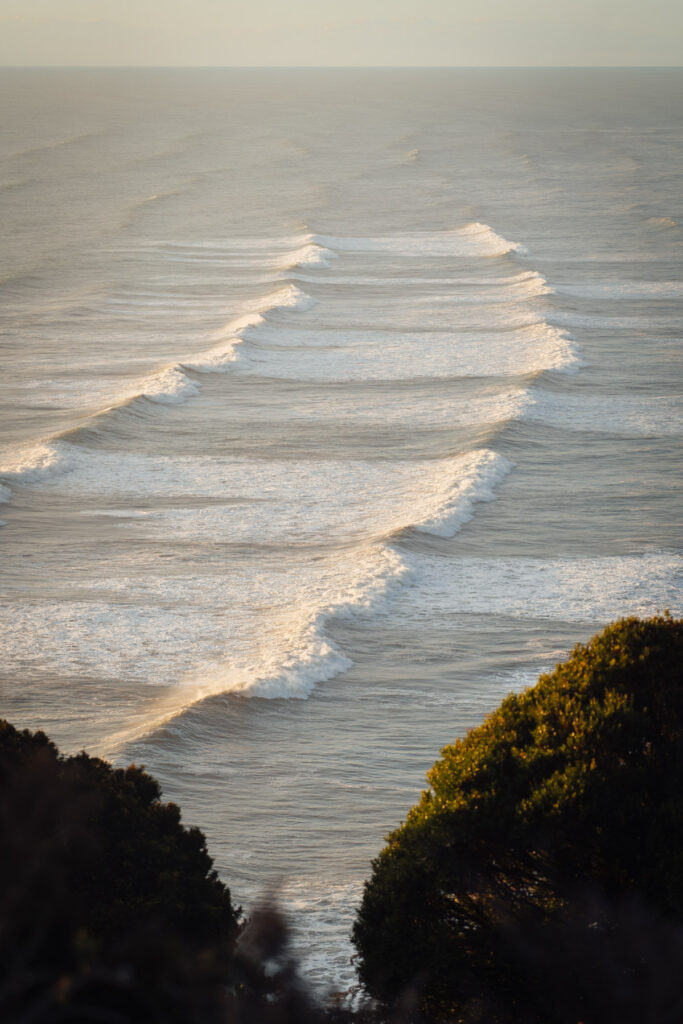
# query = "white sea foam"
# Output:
<box><xmin>140</xmin><ymin>365</ymin><xmax>201</xmax><ymax>404</ymax></box>
<box><xmin>459</xmin><ymin>221</ymin><xmax>528</xmax><ymax>256</ymax></box>
<box><xmin>557</xmin><ymin>280</ymin><xmax>683</xmax><ymax>300</ymax></box>
<box><xmin>0</xmin><ymin>447</ymin><xmax>512</xmax><ymax>713</ymax></box>
<box><xmin>288</xmin><ymin>269</ymin><xmax>546</xmax><ymax>289</ymax></box>
<box><xmin>408</xmin><ymin>450</ymin><xmax>512</xmax><ymax>539</ymax></box>
<box><xmin>207</xmin><ymin>385</ymin><xmax>527</xmax><ymax>430</ymax></box>
<box><xmin>132</xmin><ymin>285</ymin><xmax>316</xmax><ymax>392</ymax></box>
<box><xmin>10</xmin><ymin>446</ymin><xmax>507</xmax><ymax>545</ymax></box>
<box><xmin>391</xmin><ymin>551</ymin><xmax>683</xmax><ymax>625</ymax></box>
<box><xmin>279</xmin><ymin>878</ymin><xmax>362</xmax><ymax>994</ymax></box>
<box><xmin>312</xmin><ymin>222</ymin><xmax>524</xmax><ymax>258</ymax></box>
<box><xmin>285</xmin><ymin>243</ymin><xmax>337</xmax><ymax>269</ymax></box>
<box><xmin>1</xmin><ymin>444</ymin><xmax>516</xmax><ymax>746</ymax></box>
<box><xmin>0</xmin><ymin>281</ymin><xmax>320</xmax><ymax>508</ymax></box>
<box><xmin>0</xmin><ymin>442</ymin><xmax>70</xmax><ymax>505</ymax></box>
<box><xmin>0</xmin><ymin>544</ymin><xmax>409</xmax><ymax>704</ymax></box>
<box><xmin>235</xmin><ymin>321</ymin><xmax>582</xmax><ymax>380</ymax></box>
<box><xmin>253</xmin><ymin>283</ymin><xmax>317</xmax><ymax>313</ymax></box>
<box><xmin>520</xmin><ymin>387</ymin><xmax>683</xmax><ymax>436</ymax></box>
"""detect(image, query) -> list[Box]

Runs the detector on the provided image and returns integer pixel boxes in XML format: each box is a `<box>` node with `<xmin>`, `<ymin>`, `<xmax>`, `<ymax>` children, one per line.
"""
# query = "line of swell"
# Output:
<box><xmin>99</xmin><ymin>222</ymin><xmax>586</xmax><ymax>744</ymax></box>
<box><xmin>0</xmin><ymin>276</ymin><xmax>320</xmax><ymax>510</ymax></box>
<box><xmin>99</xmin><ymin>448</ymin><xmax>514</xmax><ymax>753</ymax></box>
<box><xmin>6</xmin><ymin>222</ymin><xmax>587</xmax><ymax>753</ymax></box>
<box><xmin>311</xmin><ymin>222</ymin><xmax>527</xmax><ymax>257</ymax></box>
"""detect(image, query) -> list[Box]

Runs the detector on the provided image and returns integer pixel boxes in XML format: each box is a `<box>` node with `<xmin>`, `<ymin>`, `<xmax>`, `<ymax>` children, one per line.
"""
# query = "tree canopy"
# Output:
<box><xmin>352</xmin><ymin>615</ymin><xmax>683</xmax><ymax>1022</ymax></box>
<box><xmin>0</xmin><ymin>720</ymin><xmax>241</xmax><ymax>1021</ymax></box>
<box><xmin>0</xmin><ymin>721</ymin><xmax>372</xmax><ymax>1024</ymax></box>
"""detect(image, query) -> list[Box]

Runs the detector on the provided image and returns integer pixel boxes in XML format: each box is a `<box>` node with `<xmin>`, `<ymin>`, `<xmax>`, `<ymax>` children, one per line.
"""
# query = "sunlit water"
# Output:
<box><xmin>1</xmin><ymin>68</ymin><xmax>682</xmax><ymax>994</ymax></box>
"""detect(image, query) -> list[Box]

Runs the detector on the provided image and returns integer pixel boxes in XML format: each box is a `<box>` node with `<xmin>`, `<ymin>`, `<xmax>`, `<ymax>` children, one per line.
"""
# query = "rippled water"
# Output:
<box><xmin>1</xmin><ymin>68</ymin><xmax>682</xmax><ymax>992</ymax></box>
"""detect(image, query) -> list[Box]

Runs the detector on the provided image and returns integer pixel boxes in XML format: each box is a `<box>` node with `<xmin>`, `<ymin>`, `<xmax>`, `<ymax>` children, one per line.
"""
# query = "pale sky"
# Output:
<box><xmin>0</xmin><ymin>0</ymin><xmax>681</xmax><ymax>67</ymax></box>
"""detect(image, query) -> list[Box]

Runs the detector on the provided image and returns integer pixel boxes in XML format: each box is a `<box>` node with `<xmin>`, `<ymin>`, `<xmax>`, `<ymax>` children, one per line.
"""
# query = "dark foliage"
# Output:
<box><xmin>352</xmin><ymin>616</ymin><xmax>683</xmax><ymax>1022</ymax></box>
<box><xmin>0</xmin><ymin>720</ymin><xmax>241</xmax><ymax>1021</ymax></box>
<box><xmin>0</xmin><ymin>720</ymin><xmax>399</xmax><ymax>1023</ymax></box>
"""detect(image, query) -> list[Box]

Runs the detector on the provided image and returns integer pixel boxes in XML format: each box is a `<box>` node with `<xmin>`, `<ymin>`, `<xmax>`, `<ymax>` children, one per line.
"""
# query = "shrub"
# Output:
<box><xmin>0</xmin><ymin>721</ymin><xmax>383</xmax><ymax>1023</ymax></box>
<box><xmin>0</xmin><ymin>720</ymin><xmax>240</xmax><ymax>1021</ymax></box>
<box><xmin>352</xmin><ymin>616</ymin><xmax>683</xmax><ymax>1022</ymax></box>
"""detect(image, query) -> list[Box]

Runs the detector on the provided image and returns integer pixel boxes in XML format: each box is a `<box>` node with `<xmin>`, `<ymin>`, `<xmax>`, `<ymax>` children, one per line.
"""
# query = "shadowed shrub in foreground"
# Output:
<box><xmin>0</xmin><ymin>719</ymin><xmax>243</xmax><ymax>1020</ymax></box>
<box><xmin>0</xmin><ymin>720</ymin><xmax>398</xmax><ymax>1022</ymax></box>
<box><xmin>352</xmin><ymin>616</ymin><xmax>683</xmax><ymax>1022</ymax></box>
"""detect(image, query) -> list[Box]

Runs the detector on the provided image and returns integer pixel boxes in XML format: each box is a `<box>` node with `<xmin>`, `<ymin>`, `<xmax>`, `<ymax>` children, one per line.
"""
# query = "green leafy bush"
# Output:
<box><xmin>352</xmin><ymin>616</ymin><xmax>683</xmax><ymax>1022</ymax></box>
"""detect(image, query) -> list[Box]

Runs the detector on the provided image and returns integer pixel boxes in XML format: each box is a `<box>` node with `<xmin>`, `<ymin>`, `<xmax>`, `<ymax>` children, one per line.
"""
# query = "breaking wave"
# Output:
<box><xmin>0</xmin><ymin>285</ymin><xmax>316</xmax><ymax>508</ymax></box>
<box><xmin>312</xmin><ymin>221</ymin><xmax>525</xmax><ymax>258</ymax></box>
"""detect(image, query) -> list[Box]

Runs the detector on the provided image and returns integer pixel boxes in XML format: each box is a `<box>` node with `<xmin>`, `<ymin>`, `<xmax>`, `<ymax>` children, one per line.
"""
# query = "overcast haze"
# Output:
<box><xmin>1</xmin><ymin>0</ymin><xmax>682</xmax><ymax>66</ymax></box>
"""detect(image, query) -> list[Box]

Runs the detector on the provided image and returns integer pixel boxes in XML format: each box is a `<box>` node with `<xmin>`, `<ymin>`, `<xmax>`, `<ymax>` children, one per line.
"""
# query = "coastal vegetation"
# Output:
<box><xmin>352</xmin><ymin>615</ymin><xmax>683</xmax><ymax>1022</ymax></box>
<box><xmin>0</xmin><ymin>719</ymin><xmax>241</xmax><ymax>1021</ymax></box>
<box><xmin>0</xmin><ymin>719</ymin><xmax>363</xmax><ymax>1022</ymax></box>
<box><xmin>2</xmin><ymin>615</ymin><xmax>682</xmax><ymax>1021</ymax></box>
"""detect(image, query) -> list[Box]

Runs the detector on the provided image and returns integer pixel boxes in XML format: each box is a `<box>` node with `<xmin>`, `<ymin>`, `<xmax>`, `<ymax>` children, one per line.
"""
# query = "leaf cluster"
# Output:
<box><xmin>352</xmin><ymin>616</ymin><xmax>683</xmax><ymax>1022</ymax></box>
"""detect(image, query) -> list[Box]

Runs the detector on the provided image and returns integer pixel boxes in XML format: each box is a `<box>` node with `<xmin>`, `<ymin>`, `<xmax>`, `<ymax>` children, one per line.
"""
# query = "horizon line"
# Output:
<box><xmin>1</xmin><ymin>64</ymin><xmax>682</xmax><ymax>71</ymax></box>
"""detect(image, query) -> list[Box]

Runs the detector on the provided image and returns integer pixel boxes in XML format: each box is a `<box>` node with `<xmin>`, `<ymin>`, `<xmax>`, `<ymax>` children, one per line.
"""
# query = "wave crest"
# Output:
<box><xmin>461</xmin><ymin>221</ymin><xmax>528</xmax><ymax>256</ymax></box>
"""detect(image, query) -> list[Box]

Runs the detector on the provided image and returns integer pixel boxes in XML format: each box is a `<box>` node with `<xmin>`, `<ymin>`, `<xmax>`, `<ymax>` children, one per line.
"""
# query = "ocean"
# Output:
<box><xmin>1</xmin><ymin>67</ymin><xmax>682</xmax><ymax>993</ymax></box>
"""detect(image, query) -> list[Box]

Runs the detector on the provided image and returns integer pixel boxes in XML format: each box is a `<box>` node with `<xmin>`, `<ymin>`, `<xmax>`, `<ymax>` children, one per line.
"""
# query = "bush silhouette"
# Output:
<box><xmin>352</xmin><ymin>616</ymin><xmax>683</xmax><ymax>1022</ymax></box>
<box><xmin>0</xmin><ymin>722</ymin><xmax>383</xmax><ymax>1023</ymax></box>
<box><xmin>0</xmin><ymin>721</ymin><xmax>241</xmax><ymax>1021</ymax></box>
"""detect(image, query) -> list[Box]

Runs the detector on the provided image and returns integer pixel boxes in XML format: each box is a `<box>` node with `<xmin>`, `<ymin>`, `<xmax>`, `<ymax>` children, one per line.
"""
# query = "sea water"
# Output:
<box><xmin>1</xmin><ymin>68</ymin><xmax>682</xmax><ymax>992</ymax></box>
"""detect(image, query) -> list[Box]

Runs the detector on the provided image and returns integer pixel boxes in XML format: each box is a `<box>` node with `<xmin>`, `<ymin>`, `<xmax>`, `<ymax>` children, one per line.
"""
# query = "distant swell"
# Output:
<box><xmin>460</xmin><ymin>221</ymin><xmax>528</xmax><ymax>256</ymax></box>
<box><xmin>99</xmin><ymin>447</ymin><xmax>513</xmax><ymax>745</ymax></box>
<box><xmin>312</xmin><ymin>222</ymin><xmax>525</xmax><ymax>257</ymax></box>
<box><xmin>1</xmin><ymin>222</ymin><xmax>572</xmax><ymax>736</ymax></box>
<box><xmin>101</xmin><ymin>284</ymin><xmax>315</xmax><ymax>404</ymax></box>
<box><xmin>283</xmin><ymin>242</ymin><xmax>337</xmax><ymax>269</ymax></box>
<box><xmin>0</xmin><ymin>284</ymin><xmax>317</xmax><ymax>510</ymax></box>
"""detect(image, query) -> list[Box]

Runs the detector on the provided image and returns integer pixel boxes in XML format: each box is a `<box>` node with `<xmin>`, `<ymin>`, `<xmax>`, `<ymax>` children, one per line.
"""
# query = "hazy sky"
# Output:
<box><xmin>1</xmin><ymin>0</ymin><xmax>681</xmax><ymax>67</ymax></box>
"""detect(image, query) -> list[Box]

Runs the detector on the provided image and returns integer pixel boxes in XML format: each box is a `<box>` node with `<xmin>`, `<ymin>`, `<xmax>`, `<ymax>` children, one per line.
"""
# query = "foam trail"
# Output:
<box><xmin>288</xmin><ymin>269</ymin><xmax>547</xmax><ymax>287</ymax></box>
<box><xmin>410</xmin><ymin>274</ymin><xmax>551</xmax><ymax>302</ymax></box>
<box><xmin>460</xmin><ymin>221</ymin><xmax>528</xmax><ymax>256</ymax></box>
<box><xmin>95</xmin><ymin>544</ymin><xmax>412</xmax><ymax>752</ymax></box>
<box><xmin>185</xmin><ymin>286</ymin><xmax>315</xmax><ymax>374</ymax></box>
<box><xmin>83</xmin><ymin>450</ymin><xmax>515</xmax><ymax>747</ymax></box>
<box><xmin>313</xmin><ymin>222</ymin><xmax>525</xmax><ymax>258</ymax></box>
<box><xmin>141</xmin><ymin>366</ymin><xmax>201</xmax><ymax>404</ymax></box>
<box><xmin>556</xmin><ymin>280</ymin><xmax>683</xmax><ymax>300</ymax></box>
<box><xmin>392</xmin><ymin>551</ymin><xmax>683</xmax><ymax>624</ymax></box>
<box><xmin>0</xmin><ymin>285</ymin><xmax>317</xmax><ymax>510</ymax></box>
<box><xmin>140</xmin><ymin>286</ymin><xmax>316</xmax><ymax>388</ymax></box>
<box><xmin>0</xmin><ymin>442</ymin><xmax>69</xmax><ymax>507</ymax></box>
<box><xmin>233</xmin><ymin>321</ymin><xmax>583</xmax><ymax>381</ymax></box>
<box><xmin>407</xmin><ymin>450</ymin><xmax>513</xmax><ymax>539</ymax></box>
<box><xmin>284</xmin><ymin>242</ymin><xmax>337</xmax><ymax>269</ymax></box>
<box><xmin>153</xmin><ymin>453</ymin><xmax>511</xmax><ymax>707</ymax></box>
<box><xmin>520</xmin><ymin>387</ymin><xmax>683</xmax><ymax>437</ymax></box>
